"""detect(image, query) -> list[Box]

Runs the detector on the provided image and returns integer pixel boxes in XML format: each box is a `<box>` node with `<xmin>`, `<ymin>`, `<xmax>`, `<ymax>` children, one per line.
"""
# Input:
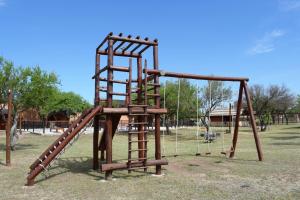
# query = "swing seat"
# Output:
<box><xmin>205</xmin><ymin>152</ymin><xmax>211</xmax><ymax>155</ymax></box>
<box><xmin>195</xmin><ymin>153</ymin><xmax>201</xmax><ymax>156</ymax></box>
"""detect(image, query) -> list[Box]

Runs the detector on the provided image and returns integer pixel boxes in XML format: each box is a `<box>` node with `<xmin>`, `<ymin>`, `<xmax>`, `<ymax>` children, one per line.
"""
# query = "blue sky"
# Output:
<box><xmin>0</xmin><ymin>0</ymin><xmax>299</xmax><ymax>103</ymax></box>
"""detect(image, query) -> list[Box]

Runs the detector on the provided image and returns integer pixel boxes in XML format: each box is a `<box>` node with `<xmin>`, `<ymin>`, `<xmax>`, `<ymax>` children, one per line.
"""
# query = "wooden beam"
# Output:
<box><xmin>229</xmin><ymin>81</ymin><xmax>244</xmax><ymax>158</ymax></box>
<box><xmin>101</xmin><ymin>159</ymin><xmax>168</xmax><ymax>172</ymax></box>
<box><xmin>243</xmin><ymin>81</ymin><xmax>263</xmax><ymax>161</ymax></box>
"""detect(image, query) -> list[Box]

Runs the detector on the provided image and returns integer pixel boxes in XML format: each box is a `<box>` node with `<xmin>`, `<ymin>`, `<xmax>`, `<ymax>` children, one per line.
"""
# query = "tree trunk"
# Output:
<box><xmin>284</xmin><ymin>113</ymin><xmax>289</xmax><ymax>125</ymax></box>
<box><xmin>10</xmin><ymin>112</ymin><xmax>19</xmax><ymax>151</ymax></box>
<box><xmin>43</xmin><ymin>117</ymin><xmax>46</xmax><ymax>134</ymax></box>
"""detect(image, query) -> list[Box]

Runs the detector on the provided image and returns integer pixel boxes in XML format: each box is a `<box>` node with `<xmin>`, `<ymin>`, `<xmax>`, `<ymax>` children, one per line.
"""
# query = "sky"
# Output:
<box><xmin>0</xmin><ymin>0</ymin><xmax>299</xmax><ymax>103</ymax></box>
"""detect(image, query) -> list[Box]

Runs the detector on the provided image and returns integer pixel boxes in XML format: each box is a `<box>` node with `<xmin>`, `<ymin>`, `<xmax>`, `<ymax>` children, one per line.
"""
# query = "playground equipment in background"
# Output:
<box><xmin>26</xmin><ymin>32</ymin><xmax>263</xmax><ymax>186</ymax></box>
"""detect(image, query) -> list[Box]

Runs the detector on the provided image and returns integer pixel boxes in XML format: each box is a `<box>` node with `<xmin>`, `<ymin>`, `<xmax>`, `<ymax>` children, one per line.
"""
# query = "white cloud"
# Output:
<box><xmin>278</xmin><ymin>0</ymin><xmax>300</xmax><ymax>11</ymax></box>
<box><xmin>0</xmin><ymin>0</ymin><xmax>6</xmax><ymax>7</ymax></box>
<box><xmin>248</xmin><ymin>30</ymin><xmax>286</xmax><ymax>55</ymax></box>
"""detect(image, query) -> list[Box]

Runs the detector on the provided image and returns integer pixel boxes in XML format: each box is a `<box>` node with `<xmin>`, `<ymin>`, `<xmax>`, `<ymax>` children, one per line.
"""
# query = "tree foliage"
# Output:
<box><xmin>0</xmin><ymin>56</ymin><xmax>90</xmax><ymax>147</ymax></box>
<box><xmin>43</xmin><ymin>90</ymin><xmax>91</xmax><ymax>117</ymax></box>
<box><xmin>248</xmin><ymin>84</ymin><xmax>295</xmax><ymax>131</ymax></box>
<box><xmin>160</xmin><ymin>79</ymin><xmax>232</xmax><ymax>132</ymax></box>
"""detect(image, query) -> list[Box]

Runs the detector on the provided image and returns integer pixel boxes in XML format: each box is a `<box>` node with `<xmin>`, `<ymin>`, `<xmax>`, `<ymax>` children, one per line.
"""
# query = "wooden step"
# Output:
<box><xmin>128</xmin><ymin>130</ymin><xmax>148</xmax><ymax>134</ymax></box>
<box><xmin>128</xmin><ymin>140</ymin><xmax>149</xmax><ymax>143</ymax></box>
<box><xmin>128</xmin><ymin>122</ymin><xmax>148</xmax><ymax>125</ymax></box>
<box><xmin>109</xmin><ymin>92</ymin><xmax>128</xmax><ymax>96</ymax></box>
<box><xmin>128</xmin><ymin>149</ymin><xmax>147</xmax><ymax>152</ymax></box>
<box><xmin>128</xmin><ymin>158</ymin><xmax>147</xmax><ymax>162</ymax></box>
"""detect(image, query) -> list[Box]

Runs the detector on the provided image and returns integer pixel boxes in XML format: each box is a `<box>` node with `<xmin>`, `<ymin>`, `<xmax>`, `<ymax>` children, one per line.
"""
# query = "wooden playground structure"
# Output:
<box><xmin>23</xmin><ymin>32</ymin><xmax>263</xmax><ymax>185</ymax></box>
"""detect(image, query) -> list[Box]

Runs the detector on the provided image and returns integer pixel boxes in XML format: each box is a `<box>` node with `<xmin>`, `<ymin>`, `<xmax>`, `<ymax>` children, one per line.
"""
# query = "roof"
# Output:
<box><xmin>210</xmin><ymin>107</ymin><xmax>238</xmax><ymax>116</ymax></box>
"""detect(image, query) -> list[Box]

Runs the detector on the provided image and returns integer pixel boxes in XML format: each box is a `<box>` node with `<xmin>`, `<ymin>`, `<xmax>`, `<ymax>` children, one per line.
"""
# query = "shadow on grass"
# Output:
<box><xmin>34</xmin><ymin>156</ymin><xmax>157</xmax><ymax>184</ymax></box>
<box><xmin>269</xmin><ymin>142</ymin><xmax>300</xmax><ymax>146</ymax></box>
<box><xmin>268</xmin><ymin>135</ymin><xmax>300</xmax><ymax>140</ymax></box>
<box><xmin>282</xmin><ymin>126</ymin><xmax>300</xmax><ymax>130</ymax></box>
<box><xmin>34</xmin><ymin>156</ymin><xmax>98</xmax><ymax>184</ymax></box>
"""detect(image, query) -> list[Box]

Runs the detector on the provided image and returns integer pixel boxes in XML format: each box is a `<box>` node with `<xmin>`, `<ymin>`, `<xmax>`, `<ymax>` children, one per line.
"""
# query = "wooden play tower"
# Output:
<box><xmin>26</xmin><ymin>32</ymin><xmax>263</xmax><ymax>186</ymax></box>
<box><xmin>93</xmin><ymin>32</ymin><xmax>168</xmax><ymax>179</ymax></box>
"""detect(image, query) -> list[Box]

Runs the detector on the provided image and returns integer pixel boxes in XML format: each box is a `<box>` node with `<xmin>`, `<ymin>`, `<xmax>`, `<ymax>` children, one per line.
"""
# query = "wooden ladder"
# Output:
<box><xmin>127</xmin><ymin>59</ymin><xmax>149</xmax><ymax>172</ymax></box>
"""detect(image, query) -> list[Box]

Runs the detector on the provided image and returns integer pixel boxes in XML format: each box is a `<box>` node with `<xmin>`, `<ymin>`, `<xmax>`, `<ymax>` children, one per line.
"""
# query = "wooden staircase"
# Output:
<box><xmin>26</xmin><ymin>106</ymin><xmax>102</xmax><ymax>186</ymax></box>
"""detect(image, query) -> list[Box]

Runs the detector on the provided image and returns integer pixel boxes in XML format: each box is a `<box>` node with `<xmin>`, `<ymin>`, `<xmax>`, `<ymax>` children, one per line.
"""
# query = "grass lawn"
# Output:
<box><xmin>0</xmin><ymin>124</ymin><xmax>299</xmax><ymax>200</ymax></box>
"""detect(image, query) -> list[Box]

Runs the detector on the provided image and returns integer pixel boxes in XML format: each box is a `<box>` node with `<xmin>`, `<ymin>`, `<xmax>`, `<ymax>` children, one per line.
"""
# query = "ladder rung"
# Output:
<box><xmin>129</xmin><ymin>140</ymin><xmax>148</xmax><ymax>143</ymax></box>
<box><xmin>128</xmin><ymin>122</ymin><xmax>148</xmax><ymax>125</ymax></box>
<box><xmin>110</xmin><ymin>66</ymin><xmax>130</xmax><ymax>72</ymax></box>
<box><xmin>110</xmin><ymin>79</ymin><xmax>128</xmax><ymax>84</ymax></box>
<box><xmin>109</xmin><ymin>92</ymin><xmax>128</xmax><ymax>96</ymax></box>
<box><xmin>128</xmin><ymin>158</ymin><xmax>147</xmax><ymax>161</ymax></box>
<box><xmin>129</xmin><ymin>149</ymin><xmax>147</xmax><ymax>152</ymax></box>
<box><xmin>128</xmin><ymin>130</ymin><xmax>148</xmax><ymax>134</ymax></box>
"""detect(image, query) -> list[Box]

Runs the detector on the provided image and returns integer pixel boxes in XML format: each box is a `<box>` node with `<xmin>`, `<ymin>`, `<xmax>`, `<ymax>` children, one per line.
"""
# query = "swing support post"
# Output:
<box><xmin>229</xmin><ymin>81</ymin><xmax>263</xmax><ymax>161</ymax></box>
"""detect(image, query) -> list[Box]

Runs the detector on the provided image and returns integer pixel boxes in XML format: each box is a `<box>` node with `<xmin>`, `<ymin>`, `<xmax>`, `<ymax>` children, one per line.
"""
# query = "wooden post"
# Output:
<box><xmin>105</xmin><ymin>39</ymin><xmax>114</xmax><ymax>180</ymax></box>
<box><xmin>93</xmin><ymin>52</ymin><xmax>100</xmax><ymax>170</ymax></box>
<box><xmin>229</xmin><ymin>82</ymin><xmax>243</xmax><ymax>159</ymax></box>
<box><xmin>243</xmin><ymin>81</ymin><xmax>263</xmax><ymax>161</ymax></box>
<box><xmin>6</xmin><ymin>89</ymin><xmax>12</xmax><ymax>166</ymax></box>
<box><xmin>153</xmin><ymin>44</ymin><xmax>162</xmax><ymax>175</ymax></box>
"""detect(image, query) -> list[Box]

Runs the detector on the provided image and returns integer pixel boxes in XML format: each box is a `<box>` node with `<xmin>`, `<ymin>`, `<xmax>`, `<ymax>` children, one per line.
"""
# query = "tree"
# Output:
<box><xmin>159</xmin><ymin>79</ymin><xmax>232</xmax><ymax>133</ymax></box>
<box><xmin>1</xmin><ymin>57</ymin><xmax>59</xmax><ymax>148</ymax></box>
<box><xmin>160</xmin><ymin>79</ymin><xmax>199</xmax><ymax>134</ymax></box>
<box><xmin>199</xmin><ymin>80</ymin><xmax>232</xmax><ymax>131</ymax></box>
<box><xmin>295</xmin><ymin>95</ymin><xmax>300</xmax><ymax>113</ymax></box>
<box><xmin>268</xmin><ymin>85</ymin><xmax>295</xmax><ymax>125</ymax></box>
<box><xmin>248</xmin><ymin>84</ymin><xmax>295</xmax><ymax>131</ymax></box>
<box><xmin>42</xmin><ymin>90</ymin><xmax>91</xmax><ymax>118</ymax></box>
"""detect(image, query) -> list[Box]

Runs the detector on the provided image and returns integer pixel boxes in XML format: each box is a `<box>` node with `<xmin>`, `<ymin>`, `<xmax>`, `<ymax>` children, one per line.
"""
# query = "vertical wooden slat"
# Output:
<box><xmin>93</xmin><ymin>52</ymin><xmax>100</xmax><ymax>170</ymax></box>
<box><xmin>153</xmin><ymin>44</ymin><xmax>161</xmax><ymax>175</ymax></box>
<box><xmin>105</xmin><ymin>39</ymin><xmax>114</xmax><ymax>180</ymax></box>
<box><xmin>137</xmin><ymin>57</ymin><xmax>145</xmax><ymax>159</ymax></box>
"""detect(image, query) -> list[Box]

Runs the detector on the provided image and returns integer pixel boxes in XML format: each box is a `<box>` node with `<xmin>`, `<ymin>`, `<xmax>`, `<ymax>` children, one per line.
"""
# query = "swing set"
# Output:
<box><xmin>148</xmin><ymin>70</ymin><xmax>263</xmax><ymax>161</ymax></box>
<box><xmin>27</xmin><ymin>33</ymin><xmax>263</xmax><ymax>185</ymax></box>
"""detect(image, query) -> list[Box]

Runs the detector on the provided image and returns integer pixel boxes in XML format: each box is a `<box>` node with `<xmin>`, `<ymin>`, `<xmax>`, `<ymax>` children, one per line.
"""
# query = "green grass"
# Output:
<box><xmin>0</xmin><ymin>124</ymin><xmax>299</xmax><ymax>200</ymax></box>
